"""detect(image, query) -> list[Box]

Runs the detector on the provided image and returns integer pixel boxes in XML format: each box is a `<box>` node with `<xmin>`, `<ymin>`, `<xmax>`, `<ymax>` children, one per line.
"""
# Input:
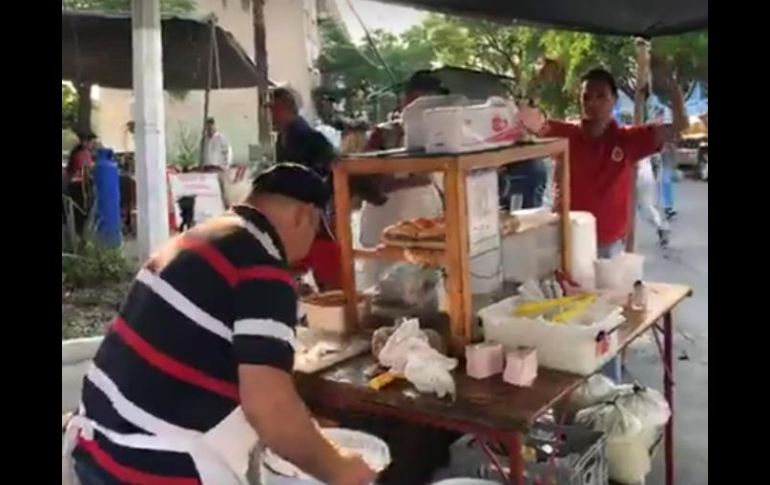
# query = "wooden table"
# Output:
<box><xmin>297</xmin><ymin>282</ymin><xmax>692</xmax><ymax>485</ymax></box>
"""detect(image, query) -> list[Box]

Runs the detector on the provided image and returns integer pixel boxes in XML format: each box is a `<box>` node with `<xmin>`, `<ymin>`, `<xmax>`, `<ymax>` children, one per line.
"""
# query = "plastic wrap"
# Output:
<box><xmin>568</xmin><ymin>374</ymin><xmax>618</xmax><ymax>410</ymax></box>
<box><xmin>378</xmin><ymin>319</ymin><xmax>458</xmax><ymax>399</ymax></box>
<box><xmin>576</xmin><ymin>402</ymin><xmax>649</xmax><ymax>484</ymax></box>
<box><xmin>612</xmin><ymin>384</ymin><xmax>671</xmax><ymax>449</ymax></box>
<box><xmin>375</xmin><ymin>264</ymin><xmax>441</xmax><ymax>309</ymax></box>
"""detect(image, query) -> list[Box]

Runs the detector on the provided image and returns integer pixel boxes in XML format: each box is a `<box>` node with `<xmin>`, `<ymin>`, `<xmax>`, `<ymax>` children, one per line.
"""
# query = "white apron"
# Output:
<box><xmin>62</xmin><ymin>366</ymin><xmax>259</xmax><ymax>485</ymax></box>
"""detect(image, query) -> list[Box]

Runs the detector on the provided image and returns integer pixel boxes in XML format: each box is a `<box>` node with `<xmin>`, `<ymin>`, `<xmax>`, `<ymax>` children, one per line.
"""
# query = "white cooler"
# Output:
<box><xmin>478</xmin><ymin>296</ymin><xmax>625</xmax><ymax>375</ymax></box>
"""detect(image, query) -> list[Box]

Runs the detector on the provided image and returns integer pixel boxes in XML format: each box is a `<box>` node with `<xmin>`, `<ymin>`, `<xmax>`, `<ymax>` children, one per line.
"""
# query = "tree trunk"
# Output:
<box><xmin>76</xmin><ymin>83</ymin><xmax>92</xmax><ymax>134</ymax></box>
<box><xmin>252</xmin><ymin>0</ymin><xmax>272</xmax><ymax>149</ymax></box>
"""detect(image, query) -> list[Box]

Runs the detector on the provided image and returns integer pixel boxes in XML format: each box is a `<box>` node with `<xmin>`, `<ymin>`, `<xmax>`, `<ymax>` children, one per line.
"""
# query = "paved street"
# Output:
<box><xmin>628</xmin><ymin>178</ymin><xmax>708</xmax><ymax>484</ymax></box>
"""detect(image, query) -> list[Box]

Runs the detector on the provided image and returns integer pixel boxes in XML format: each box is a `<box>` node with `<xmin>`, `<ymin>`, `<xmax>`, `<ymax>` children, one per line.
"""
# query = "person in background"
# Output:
<box><xmin>269</xmin><ymin>87</ymin><xmax>344</xmax><ymax>291</ymax></box>
<box><xmin>63</xmin><ymin>163</ymin><xmax>376</xmax><ymax>485</ymax></box>
<box><xmin>659</xmin><ymin>141</ymin><xmax>678</xmax><ymax>220</ymax></box>
<box><xmin>518</xmin><ymin>67</ymin><xmax>688</xmax><ymax>381</ymax></box>
<box><xmin>358</xmin><ymin>71</ymin><xmax>446</xmax><ymax>289</ymax></box>
<box><xmin>202</xmin><ymin>117</ymin><xmax>233</xmax><ymax>170</ymax></box>
<box><xmin>65</xmin><ymin>132</ymin><xmax>98</xmax><ymax>236</ymax></box>
<box><xmin>519</xmin><ymin>67</ymin><xmax>688</xmax><ymax>259</ymax></box>
<box><xmin>637</xmin><ymin>156</ymin><xmax>670</xmax><ymax>247</ymax></box>
<box><xmin>123</xmin><ymin>121</ymin><xmax>135</xmax><ymax>153</ymax></box>
<box><xmin>499</xmin><ymin>159</ymin><xmax>549</xmax><ymax>210</ymax></box>
<box><xmin>271</xmin><ymin>86</ymin><xmax>335</xmax><ymax>180</ymax></box>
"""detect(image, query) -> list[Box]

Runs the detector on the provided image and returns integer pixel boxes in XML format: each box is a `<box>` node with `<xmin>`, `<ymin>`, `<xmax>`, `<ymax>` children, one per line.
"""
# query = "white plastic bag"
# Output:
<box><xmin>612</xmin><ymin>384</ymin><xmax>671</xmax><ymax>449</ymax></box>
<box><xmin>568</xmin><ymin>374</ymin><xmax>618</xmax><ymax>410</ymax></box>
<box><xmin>378</xmin><ymin>319</ymin><xmax>458</xmax><ymax>399</ymax></box>
<box><xmin>576</xmin><ymin>402</ymin><xmax>649</xmax><ymax>484</ymax></box>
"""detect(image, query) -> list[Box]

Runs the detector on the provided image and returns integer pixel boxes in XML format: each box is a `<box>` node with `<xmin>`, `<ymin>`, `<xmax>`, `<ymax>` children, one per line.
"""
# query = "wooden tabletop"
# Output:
<box><xmin>297</xmin><ymin>282</ymin><xmax>692</xmax><ymax>433</ymax></box>
<box><xmin>336</xmin><ymin>139</ymin><xmax>569</xmax><ymax>175</ymax></box>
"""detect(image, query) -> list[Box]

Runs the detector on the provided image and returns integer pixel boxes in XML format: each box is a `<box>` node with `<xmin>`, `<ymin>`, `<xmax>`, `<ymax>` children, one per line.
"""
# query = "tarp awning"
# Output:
<box><xmin>375</xmin><ymin>0</ymin><xmax>707</xmax><ymax>37</ymax></box>
<box><xmin>62</xmin><ymin>11</ymin><xmax>259</xmax><ymax>90</ymax></box>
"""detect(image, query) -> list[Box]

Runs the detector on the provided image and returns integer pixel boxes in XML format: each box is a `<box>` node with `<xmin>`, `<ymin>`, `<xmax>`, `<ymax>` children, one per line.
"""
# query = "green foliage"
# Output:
<box><xmin>171</xmin><ymin>123</ymin><xmax>201</xmax><ymax>169</ymax></box>
<box><xmin>62</xmin><ymin>0</ymin><xmax>197</xmax><ymax>15</ymax></box>
<box><xmin>319</xmin><ymin>13</ymin><xmax>707</xmax><ymax>120</ymax></box>
<box><xmin>317</xmin><ymin>18</ymin><xmax>434</xmax><ymax>116</ymax></box>
<box><xmin>62</xmin><ymin>83</ymin><xmax>78</xmax><ymax>130</ymax></box>
<box><xmin>62</xmin><ymin>240</ymin><xmax>131</xmax><ymax>289</ymax></box>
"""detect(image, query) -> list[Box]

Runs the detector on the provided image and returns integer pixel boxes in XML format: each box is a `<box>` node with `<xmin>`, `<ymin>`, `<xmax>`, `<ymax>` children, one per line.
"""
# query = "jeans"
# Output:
<box><xmin>660</xmin><ymin>152</ymin><xmax>675</xmax><ymax>210</ymax></box>
<box><xmin>597</xmin><ymin>239</ymin><xmax>625</xmax><ymax>259</ymax></box>
<box><xmin>499</xmin><ymin>159</ymin><xmax>548</xmax><ymax>210</ymax></box>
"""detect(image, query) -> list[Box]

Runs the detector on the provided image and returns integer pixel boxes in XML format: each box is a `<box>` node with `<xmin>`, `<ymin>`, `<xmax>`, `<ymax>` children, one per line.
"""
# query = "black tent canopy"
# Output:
<box><xmin>375</xmin><ymin>0</ymin><xmax>707</xmax><ymax>37</ymax></box>
<box><xmin>62</xmin><ymin>11</ymin><xmax>259</xmax><ymax>90</ymax></box>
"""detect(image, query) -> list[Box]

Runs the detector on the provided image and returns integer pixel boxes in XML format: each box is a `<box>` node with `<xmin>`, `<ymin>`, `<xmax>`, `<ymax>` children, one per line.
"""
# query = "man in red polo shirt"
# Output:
<box><xmin>520</xmin><ymin>68</ymin><xmax>688</xmax><ymax>258</ymax></box>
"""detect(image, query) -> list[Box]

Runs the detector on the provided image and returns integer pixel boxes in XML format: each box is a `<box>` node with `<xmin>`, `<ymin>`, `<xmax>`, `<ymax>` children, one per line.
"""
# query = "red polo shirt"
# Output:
<box><xmin>546</xmin><ymin>120</ymin><xmax>661</xmax><ymax>245</ymax></box>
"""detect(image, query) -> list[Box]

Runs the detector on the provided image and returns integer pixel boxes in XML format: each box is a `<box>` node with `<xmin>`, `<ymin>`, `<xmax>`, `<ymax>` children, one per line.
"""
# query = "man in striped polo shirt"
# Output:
<box><xmin>64</xmin><ymin>164</ymin><xmax>375</xmax><ymax>485</ymax></box>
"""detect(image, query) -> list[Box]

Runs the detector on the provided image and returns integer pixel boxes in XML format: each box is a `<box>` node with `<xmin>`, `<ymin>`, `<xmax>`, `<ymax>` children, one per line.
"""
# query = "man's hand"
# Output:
<box><xmin>329</xmin><ymin>454</ymin><xmax>377</xmax><ymax>485</ymax></box>
<box><xmin>517</xmin><ymin>104</ymin><xmax>547</xmax><ymax>135</ymax></box>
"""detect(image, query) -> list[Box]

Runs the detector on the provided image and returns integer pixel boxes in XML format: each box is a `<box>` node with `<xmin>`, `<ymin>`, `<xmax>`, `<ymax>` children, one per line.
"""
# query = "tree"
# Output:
<box><xmin>62</xmin><ymin>83</ymin><xmax>78</xmax><ymax>130</ymax></box>
<box><xmin>317</xmin><ymin>18</ymin><xmax>434</xmax><ymax>119</ymax></box>
<box><xmin>318</xmin><ymin>13</ymin><xmax>707</xmax><ymax>120</ymax></box>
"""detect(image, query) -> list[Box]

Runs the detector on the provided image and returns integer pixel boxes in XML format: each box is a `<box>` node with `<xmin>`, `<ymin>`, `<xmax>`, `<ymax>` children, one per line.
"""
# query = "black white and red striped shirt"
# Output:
<box><xmin>73</xmin><ymin>205</ymin><xmax>297</xmax><ymax>484</ymax></box>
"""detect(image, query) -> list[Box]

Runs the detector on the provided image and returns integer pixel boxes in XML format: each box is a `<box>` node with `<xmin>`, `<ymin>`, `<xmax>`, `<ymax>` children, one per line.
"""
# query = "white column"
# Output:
<box><xmin>132</xmin><ymin>0</ymin><xmax>169</xmax><ymax>261</ymax></box>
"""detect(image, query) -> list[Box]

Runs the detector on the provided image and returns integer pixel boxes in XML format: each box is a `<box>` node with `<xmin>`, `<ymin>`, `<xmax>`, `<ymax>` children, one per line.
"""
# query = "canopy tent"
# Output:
<box><xmin>62</xmin><ymin>11</ymin><xmax>259</xmax><ymax>90</ymax></box>
<box><xmin>375</xmin><ymin>0</ymin><xmax>707</xmax><ymax>37</ymax></box>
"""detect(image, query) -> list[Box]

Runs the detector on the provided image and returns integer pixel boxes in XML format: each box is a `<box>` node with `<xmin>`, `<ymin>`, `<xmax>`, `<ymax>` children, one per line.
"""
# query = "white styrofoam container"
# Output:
<box><xmin>402</xmin><ymin>94</ymin><xmax>468</xmax><ymax>150</ymax></box>
<box><xmin>501</xmin><ymin>212</ymin><xmax>597</xmax><ymax>289</ymax></box>
<box><xmin>478</xmin><ymin>296</ymin><xmax>625</xmax><ymax>375</ymax></box>
<box><xmin>62</xmin><ymin>336</ymin><xmax>103</xmax><ymax>413</ymax></box>
<box><xmin>424</xmin><ymin>97</ymin><xmax>525</xmax><ymax>154</ymax></box>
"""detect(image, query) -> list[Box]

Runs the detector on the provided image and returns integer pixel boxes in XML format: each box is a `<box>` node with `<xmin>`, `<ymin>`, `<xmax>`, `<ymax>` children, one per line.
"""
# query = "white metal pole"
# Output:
<box><xmin>132</xmin><ymin>0</ymin><xmax>169</xmax><ymax>260</ymax></box>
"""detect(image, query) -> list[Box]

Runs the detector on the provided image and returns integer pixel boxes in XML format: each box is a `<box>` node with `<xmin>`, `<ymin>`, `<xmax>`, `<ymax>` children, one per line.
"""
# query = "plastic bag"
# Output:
<box><xmin>612</xmin><ymin>384</ymin><xmax>671</xmax><ymax>428</ymax></box>
<box><xmin>576</xmin><ymin>402</ymin><xmax>649</xmax><ymax>484</ymax></box>
<box><xmin>376</xmin><ymin>264</ymin><xmax>441</xmax><ymax>308</ymax></box>
<box><xmin>612</xmin><ymin>384</ymin><xmax>670</xmax><ymax>449</ymax></box>
<box><xmin>568</xmin><ymin>374</ymin><xmax>618</xmax><ymax>410</ymax></box>
<box><xmin>378</xmin><ymin>319</ymin><xmax>458</xmax><ymax>399</ymax></box>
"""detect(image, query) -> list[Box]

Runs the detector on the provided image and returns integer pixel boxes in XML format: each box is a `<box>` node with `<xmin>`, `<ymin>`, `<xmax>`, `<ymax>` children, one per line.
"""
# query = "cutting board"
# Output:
<box><xmin>294</xmin><ymin>328</ymin><xmax>370</xmax><ymax>374</ymax></box>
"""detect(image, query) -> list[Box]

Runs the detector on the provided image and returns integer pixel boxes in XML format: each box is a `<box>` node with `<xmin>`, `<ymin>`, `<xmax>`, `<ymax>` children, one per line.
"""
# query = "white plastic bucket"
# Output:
<box><xmin>261</xmin><ymin>428</ymin><xmax>390</xmax><ymax>485</ymax></box>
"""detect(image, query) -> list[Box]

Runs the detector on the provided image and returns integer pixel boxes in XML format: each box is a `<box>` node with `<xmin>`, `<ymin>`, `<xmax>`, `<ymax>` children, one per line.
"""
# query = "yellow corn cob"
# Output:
<box><xmin>552</xmin><ymin>294</ymin><xmax>597</xmax><ymax>323</ymax></box>
<box><xmin>368</xmin><ymin>372</ymin><xmax>403</xmax><ymax>391</ymax></box>
<box><xmin>514</xmin><ymin>293</ymin><xmax>594</xmax><ymax>317</ymax></box>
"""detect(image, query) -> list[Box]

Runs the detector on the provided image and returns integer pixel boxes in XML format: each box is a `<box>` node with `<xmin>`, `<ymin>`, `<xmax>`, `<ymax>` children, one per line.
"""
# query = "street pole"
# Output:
<box><xmin>132</xmin><ymin>0</ymin><xmax>170</xmax><ymax>260</ymax></box>
<box><xmin>627</xmin><ymin>37</ymin><xmax>651</xmax><ymax>253</ymax></box>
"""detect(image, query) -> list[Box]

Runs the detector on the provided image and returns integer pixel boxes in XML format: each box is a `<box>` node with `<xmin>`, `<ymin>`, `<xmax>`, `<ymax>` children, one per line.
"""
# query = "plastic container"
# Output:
<box><xmin>261</xmin><ymin>428</ymin><xmax>390</xmax><ymax>485</ymax></box>
<box><xmin>402</xmin><ymin>94</ymin><xmax>468</xmax><ymax>150</ymax></box>
<box><xmin>92</xmin><ymin>148</ymin><xmax>122</xmax><ymax>247</ymax></box>
<box><xmin>478</xmin><ymin>295</ymin><xmax>625</xmax><ymax>375</ymax></box>
<box><xmin>300</xmin><ymin>291</ymin><xmax>369</xmax><ymax>335</ymax></box>
<box><xmin>424</xmin><ymin>97</ymin><xmax>524</xmax><ymax>154</ymax></box>
<box><xmin>62</xmin><ymin>337</ymin><xmax>103</xmax><ymax>413</ymax></box>
<box><xmin>501</xmin><ymin>212</ymin><xmax>595</xmax><ymax>287</ymax></box>
<box><xmin>594</xmin><ymin>253</ymin><xmax>644</xmax><ymax>293</ymax></box>
<box><xmin>469</xmin><ymin>248</ymin><xmax>503</xmax><ymax>295</ymax></box>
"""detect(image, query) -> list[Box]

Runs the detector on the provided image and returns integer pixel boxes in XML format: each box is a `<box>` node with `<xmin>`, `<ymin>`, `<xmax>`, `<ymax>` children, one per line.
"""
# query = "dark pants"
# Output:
<box><xmin>66</xmin><ymin>181</ymin><xmax>91</xmax><ymax>236</ymax></box>
<box><xmin>499</xmin><ymin>159</ymin><xmax>548</xmax><ymax>210</ymax></box>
